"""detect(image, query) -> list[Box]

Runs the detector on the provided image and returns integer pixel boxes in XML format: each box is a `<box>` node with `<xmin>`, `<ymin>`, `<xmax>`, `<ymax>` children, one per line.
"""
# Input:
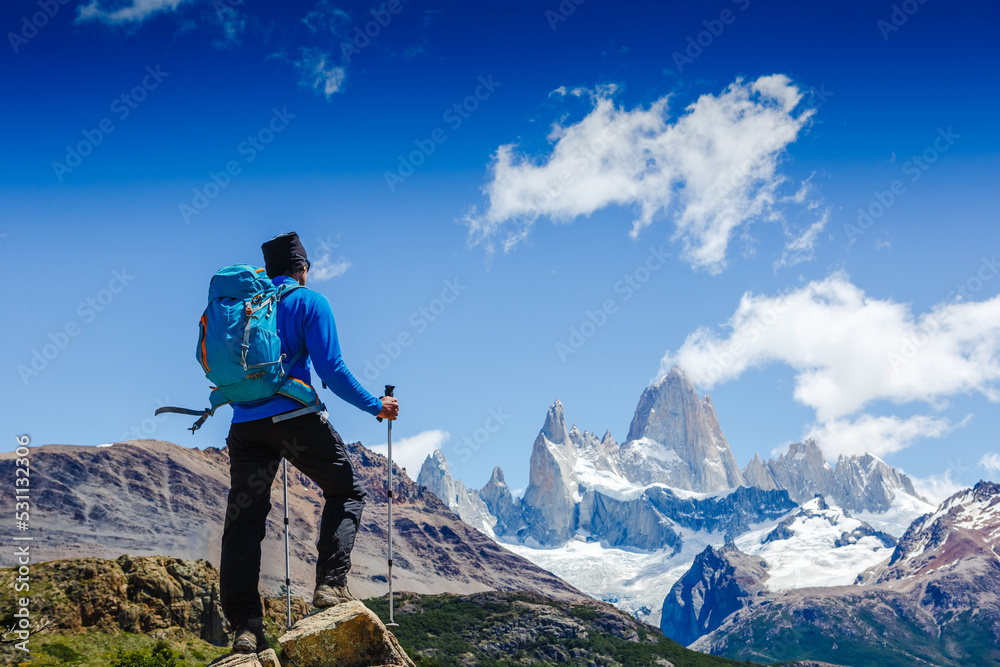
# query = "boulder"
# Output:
<box><xmin>257</xmin><ymin>649</ymin><xmax>281</xmax><ymax>667</ymax></box>
<box><xmin>208</xmin><ymin>653</ymin><xmax>263</xmax><ymax>666</ymax></box>
<box><xmin>279</xmin><ymin>601</ymin><xmax>414</xmax><ymax>667</ymax></box>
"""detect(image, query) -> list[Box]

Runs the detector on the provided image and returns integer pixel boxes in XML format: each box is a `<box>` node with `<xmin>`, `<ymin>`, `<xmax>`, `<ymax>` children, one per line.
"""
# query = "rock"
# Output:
<box><xmin>618</xmin><ymin>367</ymin><xmax>744</xmax><ymax>492</ymax></box>
<box><xmin>477</xmin><ymin>467</ymin><xmax>527</xmax><ymax>538</ymax></box>
<box><xmin>208</xmin><ymin>653</ymin><xmax>263</xmax><ymax>666</ymax></box>
<box><xmin>522</xmin><ymin>400</ymin><xmax>580</xmax><ymax>545</ymax></box>
<box><xmin>257</xmin><ymin>648</ymin><xmax>281</xmax><ymax>667</ymax></box>
<box><xmin>746</xmin><ymin>439</ymin><xmax>931</xmax><ymax>514</ymax></box>
<box><xmin>279</xmin><ymin>601</ymin><xmax>415</xmax><ymax>667</ymax></box>
<box><xmin>741</xmin><ymin>453</ymin><xmax>778</xmax><ymax>491</ymax></box>
<box><xmin>660</xmin><ymin>543</ymin><xmax>769</xmax><ymax>646</ymax></box>
<box><xmin>416</xmin><ymin>450</ymin><xmax>497</xmax><ymax>537</ymax></box>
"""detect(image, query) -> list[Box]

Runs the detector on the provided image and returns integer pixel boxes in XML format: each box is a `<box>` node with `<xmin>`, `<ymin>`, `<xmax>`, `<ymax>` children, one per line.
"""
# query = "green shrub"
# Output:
<box><xmin>105</xmin><ymin>641</ymin><xmax>183</xmax><ymax>667</ymax></box>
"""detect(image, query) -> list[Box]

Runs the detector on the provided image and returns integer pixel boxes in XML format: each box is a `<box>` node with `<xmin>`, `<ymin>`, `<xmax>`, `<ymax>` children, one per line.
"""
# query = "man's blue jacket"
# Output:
<box><xmin>231</xmin><ymin>275</ymin><xmax>383</xmax><ymax>423</ymax></box>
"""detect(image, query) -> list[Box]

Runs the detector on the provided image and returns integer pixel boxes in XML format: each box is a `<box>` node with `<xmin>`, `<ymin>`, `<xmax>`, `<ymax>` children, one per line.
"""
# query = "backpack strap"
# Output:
<box><xmin>154</xmin><ymin>405</ymin><xmax>214</xmax><ymax>433</ymax></box>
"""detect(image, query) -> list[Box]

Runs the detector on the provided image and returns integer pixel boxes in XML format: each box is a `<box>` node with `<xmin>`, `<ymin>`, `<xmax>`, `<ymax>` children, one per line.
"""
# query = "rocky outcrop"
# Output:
<box><xmin>0</xmin><ymin>555</ymin><xmax>309</xmax><ymax>646</ymax></box>
<box><xmin>577</xmin><ymin>490</ymin><xmax>684</xmax><ymax>552</ymax></box>
<box><xmin>576</xmin><ymin>485</ymin><xmax>796</xmax><ymax>552</ymax></box>
<box><xmin>477</xmin><ymin>466</ymin><xmax>527</xmax><ymax>538</ymax></box>
<box><xmin>744</xmin><ymin>439</ymin><xmax>928</xmax><ymax>514</ymax></box>
<box><xmin>208</xmin><ymin>654</ymin><xmax>263</xmax><ymax>667</ymax></box>
<box><xmin>832</xmin><ymin>452</ymin><xmax>922</xmax><ymax>513</ymax></box>
<box><xmin>522</xmin><ymin>400</ymin><xmax>581</xmax><ymax>545</ymax></box>
<box><xmin>618</xmin><ymin>367</ymin><xmax>744</xmax><ymax>492</ymax></box>
<box><xmin>416</xmin><ymin>449</ymin><xmax>497</xmax><ymax>537</ymax></box>
<box><xmin>765</xmin><ymin>440</ymin><xmax>835</xmax><ymax>502</ymax></box>
<box><xmin>660</xmin><ymin>544</ymin><xmax>769</xmax><ymax>646</ymax></box>
<box><xmin>278</xmin><ymin>601</ymin><xmax>414</xmax><ymax>667</ymax></box>
<box><xmin>257</xmin><ymin>649</ymin><xmax>280</xmax><ymax>667</ymax></box>
<box><xmin>693</xmin><ymin>482</ymin><xmax>1000</xmax><ymax>666</ymax></box>
<box><xmin>742</xmin><ymin>453</ymin><xmax>778</xmax><ymax>491</ymax></box>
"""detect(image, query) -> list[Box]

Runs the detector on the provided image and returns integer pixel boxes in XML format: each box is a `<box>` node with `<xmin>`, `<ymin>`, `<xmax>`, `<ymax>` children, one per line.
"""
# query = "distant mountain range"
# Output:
<box><xmin>419</xmin><ymin>367</ymin><xmax>935</xmax><ymax>626</ymax></box>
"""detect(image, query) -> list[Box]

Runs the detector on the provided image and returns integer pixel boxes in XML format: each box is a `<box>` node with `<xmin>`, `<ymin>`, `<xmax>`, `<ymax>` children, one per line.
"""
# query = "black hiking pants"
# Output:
<box><xmin>220</xmin><ymin>411</ymin><xmax>366</xmax><ymax>627</ymax></box>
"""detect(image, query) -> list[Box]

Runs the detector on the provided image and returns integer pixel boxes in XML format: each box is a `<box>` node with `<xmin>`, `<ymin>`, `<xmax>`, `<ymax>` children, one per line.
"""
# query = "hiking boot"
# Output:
<box><xmin>313</xmin><ymin>582</ymin><xmax>356</xmax><ymax>608</ymax></box>
<box><xmin>232</xmin><ymin>617</ymin><xmax>265</xmax><ymax>654</ymax></box>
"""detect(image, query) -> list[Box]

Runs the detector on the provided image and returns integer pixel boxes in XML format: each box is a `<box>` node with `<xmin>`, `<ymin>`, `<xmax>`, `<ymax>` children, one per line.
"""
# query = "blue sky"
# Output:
<box><xmin>3</xmin><ymin>0</ymin><xmax>999</xmax><ymax>500</ymax></box>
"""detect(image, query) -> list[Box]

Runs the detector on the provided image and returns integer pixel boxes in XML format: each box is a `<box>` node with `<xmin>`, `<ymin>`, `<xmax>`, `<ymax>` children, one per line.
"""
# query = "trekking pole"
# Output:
<box><xmin>377</xmin><ymin>384</ymin><xmax>398</xmax><ymax>627</ymax></box>
<box><xmin>283</xmin><ymin>458</ymin><xmax>292</xmax><ymax>630</ymax></box>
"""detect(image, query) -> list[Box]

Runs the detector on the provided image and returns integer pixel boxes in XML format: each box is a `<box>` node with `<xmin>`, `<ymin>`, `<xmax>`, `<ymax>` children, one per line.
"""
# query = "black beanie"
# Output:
<box><xmin>261</xmin><ymin>232</ymin><xmax>310</xmax><ymax>278</ymax></box>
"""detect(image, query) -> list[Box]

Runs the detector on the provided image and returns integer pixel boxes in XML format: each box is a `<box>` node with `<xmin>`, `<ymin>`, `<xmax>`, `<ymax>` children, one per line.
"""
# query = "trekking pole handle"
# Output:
<box><xmin>377</xmin><ymin>384</ymin><xmax>395</xmax><ymax>422</ymax></box>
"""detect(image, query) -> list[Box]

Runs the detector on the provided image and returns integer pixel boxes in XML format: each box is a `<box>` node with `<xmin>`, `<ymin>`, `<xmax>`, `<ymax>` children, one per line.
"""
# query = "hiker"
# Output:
<box><xmin>220</xmin><ymin>232</ymin><xmax>399</xmax><ymax>654</ymax></box>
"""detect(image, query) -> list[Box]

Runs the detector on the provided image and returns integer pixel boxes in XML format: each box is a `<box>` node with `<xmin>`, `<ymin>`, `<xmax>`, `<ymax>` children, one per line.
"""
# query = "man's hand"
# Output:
<box><xmin>377</xmin><ymin>396</ymin><xmax>399</xmax><ymax>421</ymax></box>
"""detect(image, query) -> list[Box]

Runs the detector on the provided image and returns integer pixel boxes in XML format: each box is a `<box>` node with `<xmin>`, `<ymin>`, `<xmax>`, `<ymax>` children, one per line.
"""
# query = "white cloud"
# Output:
<box><xmin>465</xmin><ymin>74</ymin><xmax>815</xmax><ymax>272</ymax></box>
<box><xmin>981</xmin><ymin>452</ymin><xmax>1000</xmax><ymax>477</ymax></box>
<box><xmin>911</xmin><ymin>469</ymin><xmax>966</xmax><ymax>506</ymax></box>
<box><xmin>805</xmin><ymin>414</ymin><xmax>953</xmax><ymax>459</ymax></box>
<box><xmin>78</xmin><ymin>0</ymin><xmax>190</xmax><ymax>24</ymax></box>
<box><xmin>371</xmin><ymin>430</ymin><xmax>450</xmax><ymax>475</ymax></box>
<box><xmin>295</xmin><ymin>48</ymin><xmax>345</xmax><ymax>99</ymax></box>
<box><xmin>661</xmin><ymin>272</ymin><xmax>1000</xmax><ymax>457</ymax></box>
<box><xmin>774</xmin><ymin>210</ymin><xmax>828</xmax><ymax>271</ymax></box>
<box><xmin>309</xmin><ymin>235</ymin><xmax>351</xmax><ymax>282</ymax></box>
<box><xmin>663</xmin><ymin>272</ymin><xmax>1000</xmax><ymax>420</ymax></box>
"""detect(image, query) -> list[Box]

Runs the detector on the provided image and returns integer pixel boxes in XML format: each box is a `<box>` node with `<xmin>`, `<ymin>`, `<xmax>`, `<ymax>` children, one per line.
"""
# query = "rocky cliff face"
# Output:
<box><xmin>477</xmin><ymin>466</ymin><xmax>527</xmax><ymax>539</ymax></box>
<box><xmin>741</xmin><ymin>453</ymin><xmax>779</xmax><ymax>490</ymax></box>
<box><xmin>618</xmin><ymin>367</ymin><xmax>744</xmax><ymax>491</ymax></box>
<box><xmin>0</xmin><ymin>440</ymin><xmax>588</xmax><ymax>606</ymax></box>
<box><xmin>832</xmin><ymin>452</ymin><xmax>922</xmax><ymax>513</ymax></box>
<box><xmin>660</xmin><ymin>544</ymin><xmax>769</xmax><ymax>647</ymax></box>
<box><xmin>745</xmin><ymin>439</ymin><xmax>928</xmax><ymax>514</ymax></box>
<box><xmin>692</xmin><ymin>481</ymin><xmax>1000</xmax><ymax>666</ymax></box>
<box><xmin>416</xmin><ymin>449</ymin><xmax>497</xmax><ymax>537</ymax></box>
<box><xmin>522</xmin><ymin>400</ymin><xmax>581</xmax><ymax>545</ymax></box>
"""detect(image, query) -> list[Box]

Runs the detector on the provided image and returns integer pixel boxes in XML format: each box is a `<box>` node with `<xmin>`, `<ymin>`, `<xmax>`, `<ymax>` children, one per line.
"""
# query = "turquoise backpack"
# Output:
<box><xmin>157</xmin><ymin>264</ymin><xmax>324</xmax><ymax>432</ymax></box>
